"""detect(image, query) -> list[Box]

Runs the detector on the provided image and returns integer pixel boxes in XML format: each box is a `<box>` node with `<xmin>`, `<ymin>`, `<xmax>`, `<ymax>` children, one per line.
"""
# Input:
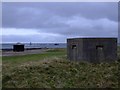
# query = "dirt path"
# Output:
<box><xmin>2</xmin><ymin>49</ymin><xmax>51</xmax><ymax>56</ymax></box>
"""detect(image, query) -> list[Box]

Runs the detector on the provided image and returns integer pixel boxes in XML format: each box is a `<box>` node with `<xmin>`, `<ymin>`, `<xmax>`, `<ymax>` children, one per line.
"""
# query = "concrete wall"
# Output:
<box><xmin>67</xmin><ymin>38</ymin><xmax>83</xmax><ymax>61</ymax></box>
<box><xmin>67</xmin><ymin>38</ymin><xmax>117</xmax><ymax>63</ymax></box>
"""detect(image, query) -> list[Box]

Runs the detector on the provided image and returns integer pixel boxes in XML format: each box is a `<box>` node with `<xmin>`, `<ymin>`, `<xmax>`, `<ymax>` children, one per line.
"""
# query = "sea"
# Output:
<box><xmin>1</xmin><ymin>43</ymin><xmax>120</xmax><ymax>50</ymax></box>
<box><xmin>1</xmin><ymin>43</ymin><xmax>67</xmax><ymax>50</ymax></box>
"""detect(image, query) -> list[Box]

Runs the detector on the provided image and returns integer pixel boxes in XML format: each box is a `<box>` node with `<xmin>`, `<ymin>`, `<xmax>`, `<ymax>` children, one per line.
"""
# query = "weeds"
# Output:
<box><xmin>2</xmin><ymin>48</ymin><xmax>119</xmax><ymax>88</ymax></box>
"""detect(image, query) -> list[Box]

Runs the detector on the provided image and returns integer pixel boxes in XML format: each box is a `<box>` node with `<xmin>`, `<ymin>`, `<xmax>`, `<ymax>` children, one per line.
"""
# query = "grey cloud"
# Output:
<box><xmin>2</xmin><ymin>34</ymin><xmax>67</xmax><ymax>43</ymax></box>
<box><xmin>2</xmin><ymin>2</ymin><xmax>118</xmax><ymax>29</ymax></box>
<box><xmin>36</xmin><ymin>16</ymin><xmax>117</xmax><ymax>37</ymax></box>
<box><xmin>2</xmin><ymin>2</ymin><xmax>118</xmax><ymax>43</ymax></box>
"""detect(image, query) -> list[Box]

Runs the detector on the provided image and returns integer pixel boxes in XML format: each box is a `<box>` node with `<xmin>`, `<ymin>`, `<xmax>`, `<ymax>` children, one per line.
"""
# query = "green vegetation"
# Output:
<box><xmin>2</xmin><ymin>48</ymin><xmax>120</xmax><ymax>88</ymax></box>
<box><xmin>2</xmin><ymin>49</ymin><xmax>66</xmax><ymax>63</ymax></box>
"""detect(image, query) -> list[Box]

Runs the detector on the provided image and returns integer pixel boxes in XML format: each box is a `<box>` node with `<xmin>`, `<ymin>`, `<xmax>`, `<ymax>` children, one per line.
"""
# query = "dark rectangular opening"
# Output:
<box><xmin>72</xmin><ymin>45</ymin><xmax>77</xmax><ymax>49</ymax></box>
<box><xmin>96</xmin><ymin>45</ymin><xmax>104</xmax><ymax>49</ymax></box>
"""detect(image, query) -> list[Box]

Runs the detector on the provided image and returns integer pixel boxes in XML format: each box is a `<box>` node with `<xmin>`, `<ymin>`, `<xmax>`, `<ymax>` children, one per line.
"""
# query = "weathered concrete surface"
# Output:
<box><xmin>67</xmin><ymin>38</ymin><xmax>117</xmax><ymax>63</ymax></box>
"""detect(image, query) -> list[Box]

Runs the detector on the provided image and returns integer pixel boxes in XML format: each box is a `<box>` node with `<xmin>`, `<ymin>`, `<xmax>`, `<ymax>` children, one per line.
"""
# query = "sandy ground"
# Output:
<box><xmin>2</xmin><ymin>49</ymin><xmax>50</xmax><ymax>56</ymax></box>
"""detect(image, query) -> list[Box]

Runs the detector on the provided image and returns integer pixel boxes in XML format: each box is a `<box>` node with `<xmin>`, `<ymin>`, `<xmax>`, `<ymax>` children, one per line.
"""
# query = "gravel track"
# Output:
<box><xmin>2</xmin><ymin>49</ymin><xmax>50</xmax><ymax>56</ymax></box>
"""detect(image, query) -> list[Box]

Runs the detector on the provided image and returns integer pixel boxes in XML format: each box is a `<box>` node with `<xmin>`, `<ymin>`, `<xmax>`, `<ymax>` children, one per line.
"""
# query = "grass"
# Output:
<box><xmin>2</xmin><ymin>48</ymin><xmax>66</xmax><ymax>63</ymax></box>
<box><xmin>2</xmin><ymin>48</ymin><xmax>120</xmax><ymax>88</ymax></box>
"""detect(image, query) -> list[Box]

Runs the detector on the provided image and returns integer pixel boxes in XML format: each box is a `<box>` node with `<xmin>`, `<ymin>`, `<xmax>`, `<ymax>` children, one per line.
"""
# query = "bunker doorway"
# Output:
<box><xmin>72</xmin><ymin>45</ymin><xmax>77</xmax><ymax>61</ymax></box>
<box><xmin>96</xmin><ymin>45</ymin><xmax>104</xmax><ymax>62</ymax></box>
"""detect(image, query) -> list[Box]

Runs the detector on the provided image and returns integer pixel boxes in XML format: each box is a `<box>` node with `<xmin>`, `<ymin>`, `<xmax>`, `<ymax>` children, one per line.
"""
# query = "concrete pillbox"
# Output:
<box><xmin>67</xmin><ymin>38</ymin><xmax>117</xmax><ymax>63</ymax></box>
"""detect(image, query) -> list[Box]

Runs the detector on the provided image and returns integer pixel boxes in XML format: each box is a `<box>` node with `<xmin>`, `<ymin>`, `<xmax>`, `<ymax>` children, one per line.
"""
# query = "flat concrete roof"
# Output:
<box><xmin>67</xmin><ymin>37</ymin><xmax>117</xmax><ymax>40</ymax></box>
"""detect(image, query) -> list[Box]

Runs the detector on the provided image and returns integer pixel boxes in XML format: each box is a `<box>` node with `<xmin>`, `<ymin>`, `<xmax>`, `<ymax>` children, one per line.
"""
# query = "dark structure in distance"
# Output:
<box><xmin>13</xmin><ymin>43</ymin><xmax>24</xmax><ymax>52</ymax></box>
<box><xmin>67</xmin><ymin>38</ymin><xmax>117</xmax><ymax>63</ymax></box>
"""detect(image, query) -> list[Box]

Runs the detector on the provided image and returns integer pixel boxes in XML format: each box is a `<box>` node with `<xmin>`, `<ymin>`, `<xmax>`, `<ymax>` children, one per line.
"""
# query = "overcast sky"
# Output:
<box><xmin>2</xmin><ymin>2</ymin><xmax>118</xmax><ymax>43</ymax></box>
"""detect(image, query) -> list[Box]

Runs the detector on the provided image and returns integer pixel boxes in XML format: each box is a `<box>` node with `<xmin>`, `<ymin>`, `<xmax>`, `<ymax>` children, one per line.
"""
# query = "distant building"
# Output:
<box><xmin>13</xmin><ymin>43</ymin><xmax>24</xmax><ymax>52</ymax></box>
<box><xmin>67</xmin><ymin>38</ymin><xmax>117</xmax><ymax>63</ymax></box>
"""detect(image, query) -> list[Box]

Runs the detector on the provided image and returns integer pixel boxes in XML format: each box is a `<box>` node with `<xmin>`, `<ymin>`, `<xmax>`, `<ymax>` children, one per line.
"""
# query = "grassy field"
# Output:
<box><xmin>2</xmin><ymin>49</ymin><xmax>66</xmax><ymax>63</ymax></box>
<box><xmin>2</xmin><ymin>48</ymin><xmax>120</xmax><ymax>88</ymax></box>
